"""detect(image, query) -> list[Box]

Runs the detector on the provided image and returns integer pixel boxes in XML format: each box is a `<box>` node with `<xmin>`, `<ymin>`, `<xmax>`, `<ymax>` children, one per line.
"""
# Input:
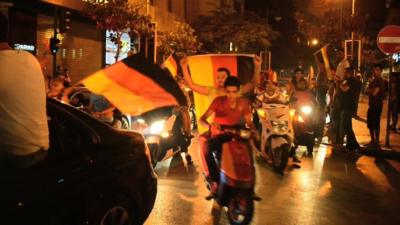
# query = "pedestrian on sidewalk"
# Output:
<box><xmin>389</xmin><ymin>72</ymin><xmax>400</xmax><ymax>132</ymax></box>
<box><xmin>337</xmin><ymin>68</ymin><xmax>360</xmax><ymax>151</ymax></box>
<box><xmin>366</xmin><ymin>64</ymin><xmax>386</xmax><ymax>149</ymax></box>
<box><xmin>315</xmin><ymin>59</ymin><xmax>329</xmax><ymax>143</ymax></box>
<box><xmin>328</xmin><ymin>48</ymin><xmax>350</xmax><ymax>145</ymax></box>
<box><xmin>353</xmin><ymin>73</ymin><xmax>363</xmax><ymax>118</ymax></box>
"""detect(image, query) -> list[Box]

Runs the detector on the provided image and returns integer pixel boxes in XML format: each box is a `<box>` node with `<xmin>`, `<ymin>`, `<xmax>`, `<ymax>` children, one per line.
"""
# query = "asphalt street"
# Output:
<box><xmin>144</xmin><ymin>135</ymin><xmax>400</xmax><ymax>225</ymax></box>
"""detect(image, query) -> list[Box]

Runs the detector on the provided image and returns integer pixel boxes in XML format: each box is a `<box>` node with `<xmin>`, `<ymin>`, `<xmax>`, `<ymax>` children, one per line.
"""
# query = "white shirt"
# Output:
<box><xmin>0</xmin><ymin>50</ymin><xmax>49</xmax><ymax>156</ymax></box>
<box><xmin>336</xmin><ymin>59</ymin><xmax>350</xmax><ymax>80</ymax></box>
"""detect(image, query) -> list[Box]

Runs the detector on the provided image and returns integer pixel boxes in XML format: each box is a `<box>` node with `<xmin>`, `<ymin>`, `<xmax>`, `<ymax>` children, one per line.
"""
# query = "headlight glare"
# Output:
<box><xmin>150</xmin><ymin>120</ymin><xmax>165</xmax><ymax>134</ymax></box>
<box><xmin>301</xmin><ymin>106</ymin><xmax>312</xmax><ymax>114</ymax></box>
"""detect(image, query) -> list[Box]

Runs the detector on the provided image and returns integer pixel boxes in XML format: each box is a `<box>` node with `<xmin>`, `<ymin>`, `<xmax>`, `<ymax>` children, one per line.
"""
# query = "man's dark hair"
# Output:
<box><xmin>373</xmin><ymin>63</ymin><xmax>384</xmax><ymax>70</ymax></box>
<box><xmin>0</xmin><ymin>12</ymin><xmax>9</xmax><ymax>43</ymax></box>
<box><xmin>224</xmin><ymin>76</ymin><xmax>240</xmax><ymax>89</ymax></box>
<box><xmin>217</xmin><ymin>67</ymin><xmax>231</xmax><ymax>77</ymax></box>
<box><xmin>294</xmin><ymin>68</ymin><xmax>303</xmax><ymax>74</ymax></box>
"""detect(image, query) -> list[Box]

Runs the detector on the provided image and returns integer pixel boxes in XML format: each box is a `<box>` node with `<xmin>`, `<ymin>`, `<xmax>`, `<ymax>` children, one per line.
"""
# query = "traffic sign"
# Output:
<box><xmin>377</xmin><ymin>25</ymin><xmax>400</xmax><ymax>54</ymax></box>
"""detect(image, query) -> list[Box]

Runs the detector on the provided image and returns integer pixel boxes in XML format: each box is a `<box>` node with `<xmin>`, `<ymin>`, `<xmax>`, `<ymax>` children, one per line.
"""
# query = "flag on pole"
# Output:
<box><xmin>187</xmin><ymin>54</ymin><xmax>256</xmax><ymax>133</ymax></box>
<box><xmin>81</xmin><ymin>54</ymin><xmax>187</xmax><ymax>116</ymax></box>
<box><xmin>314</xmin><ymin>44</ymin><xmax>335</xmax><ymax>80</ymax></box>
<box><xmin>161</xmin><ymin>53</ymin><xmax>179</xmax><ymax>77</ymax></box>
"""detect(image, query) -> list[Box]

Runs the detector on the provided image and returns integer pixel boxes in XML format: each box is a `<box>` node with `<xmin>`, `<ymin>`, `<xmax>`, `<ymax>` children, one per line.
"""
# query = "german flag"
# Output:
<box><xmin>187</xmin><ymin>54</ymin><xmax>255</xmax><ymax>132</ymax></box>
<box><xmin>161</xmin><ymin>54</ymin><xmax>179</xmax><ymax>77</ymax></box>
<box><xmin>81</xmin><ymin>54</ymin><xmax>187</xmax><ymax>115</ymax></box>
<box><xmin>314</xmin><ymin>44</ymin><xmax>335</xmax><ymax>80</ymax></box>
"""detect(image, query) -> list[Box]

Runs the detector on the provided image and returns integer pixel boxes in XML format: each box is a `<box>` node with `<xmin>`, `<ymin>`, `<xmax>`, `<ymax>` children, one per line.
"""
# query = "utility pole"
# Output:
<box><xmin>52</xmin><ymin>6</ymin><xmax>58</xmax><ymax>77</ymax></box>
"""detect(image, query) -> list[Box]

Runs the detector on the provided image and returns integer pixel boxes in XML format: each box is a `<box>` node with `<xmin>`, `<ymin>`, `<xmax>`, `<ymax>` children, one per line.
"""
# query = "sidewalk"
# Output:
<box><xmin>352</xmin><ymin>95</ymin><xmax>400</xmax><ymax>171</ymax></box>
<box><xmin>353</xmin><ymin>95</ymin><xmax>400</xmax><ymax>151</ymax></box>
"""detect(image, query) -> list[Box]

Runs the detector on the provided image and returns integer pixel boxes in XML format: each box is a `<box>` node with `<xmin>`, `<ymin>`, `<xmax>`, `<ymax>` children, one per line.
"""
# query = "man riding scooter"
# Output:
<box><xmin>290</xmin><ymin>78</ymin><xmax>317</xmax><ymax>158</ymax></box>
<box><xmin>199</xmin><ymin>76</ymin><xmax>258</xmax><ymax>195</ymax></box>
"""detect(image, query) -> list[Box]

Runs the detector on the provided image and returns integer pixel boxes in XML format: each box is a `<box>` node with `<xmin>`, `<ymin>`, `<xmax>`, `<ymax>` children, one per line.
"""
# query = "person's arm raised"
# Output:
<box><xmin>180</xmin><ymin>57</ymin><xmax>210</xmax><ymax>95</ymax></box>
<box><xmin>241</xmin><ymin>55</ymin><xmax>261</xmax><ymax>94</ymax></box>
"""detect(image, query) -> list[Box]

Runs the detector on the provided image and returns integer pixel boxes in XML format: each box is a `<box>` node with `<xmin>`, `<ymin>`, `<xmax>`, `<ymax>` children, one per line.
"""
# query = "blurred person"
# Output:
<box><xmin>335</xmin><ymin>48</ymin><xmax>350</xmax><ymax>81</ymax></box>
<box><xmin>287</xmin><ymin>68</ymin><xmax>304</xmax><ymax>95</ymax></box>
<box><xmin>389</xmin><ymin>72</ymin><xmax>400</xmax><ymax>132</ymax></box>
<box><xmin>180</xmin><ymin>56</ymin><xmax>261</xmax><ymax>100</ymax></box>
<box><xmin>0</xmin><ymin>13</ymin><xmax>48</xmax><ymax>167</ymax></box>
<box><xmin>353</xmin><ymin>73</ymin><xmax>363</xmax><ymax>118</ymax></box>
<box><xmin>47</xmin><ymin>76</ymin><xmax>66</xmax><ymax>100</ymax></box>
<box><xmin>366</xmin><ymin>64</ymin><xmax>386</xmax><ymax>148</ymax></box>
<box><xmin>337</xmin><ymin>68</ymin><xmax>360</xmax><ymax>151</ymax></box>
<box><xmin>315</xmin><ymin>59</ymin><xmax>329</xmax><ymax>142</ymax></box>
<box><xmin>180</xmin><ymin>56</ymin><xmax>260</xmax><ymax>180</ymax></box>
<box><xmin>199</xmin><ymin>76</ymin><xmax>257</xmax><ymax>194</ymax></box>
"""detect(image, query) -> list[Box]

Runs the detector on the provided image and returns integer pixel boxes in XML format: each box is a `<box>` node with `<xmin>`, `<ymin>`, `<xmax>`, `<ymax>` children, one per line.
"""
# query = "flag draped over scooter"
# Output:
<box><xmin>187</xmin><ymin>54</ymin><xmax>256</xmax><ymax>133</ymax></box>
<box><xmin>80</xmin><ymin>54</ymin><xmax>187</xmax><ymax>116</ymax></box>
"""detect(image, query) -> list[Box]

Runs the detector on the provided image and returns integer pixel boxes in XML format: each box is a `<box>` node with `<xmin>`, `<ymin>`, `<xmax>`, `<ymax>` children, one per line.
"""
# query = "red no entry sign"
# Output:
<box><xmin>377</xmin><ymin>25</ymin><xmax>400</xmax><ymax>54</ymax></box>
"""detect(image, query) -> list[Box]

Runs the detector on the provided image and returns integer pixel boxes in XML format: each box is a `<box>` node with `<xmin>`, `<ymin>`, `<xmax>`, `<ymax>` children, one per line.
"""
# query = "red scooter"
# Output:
<box><xmin>204</xmin><ymin>125</ymin><xmax>258</xmax><ymax>225</ymax></box>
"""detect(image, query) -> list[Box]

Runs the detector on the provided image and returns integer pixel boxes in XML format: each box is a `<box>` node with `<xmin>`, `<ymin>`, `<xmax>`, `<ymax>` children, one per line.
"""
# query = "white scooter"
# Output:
<box><xmin>254</xmin><ymin>95</ymin><xmax>294</xmax><ymax>172</ymax></box>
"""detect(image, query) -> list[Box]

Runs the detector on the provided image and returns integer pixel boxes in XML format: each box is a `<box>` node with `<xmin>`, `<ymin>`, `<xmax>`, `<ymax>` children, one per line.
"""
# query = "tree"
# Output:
<box><xmin>83</xmin><ymin>0</ymin><xmax>152</xmax><ymax>62</ymax></box>
<box><xmin>192</xmin><ymin>7</ymin><xmax>279</xmax><ymax>54</ymax></box>
<box><xmin>157</xmin><ymin>21</ymin><xmax>202</xmax><ymax>58</ymax></box>
<box><xmin>293</xmin><ymin>0</ymin><xmax>387</xmax><ymax>70</ymax></box>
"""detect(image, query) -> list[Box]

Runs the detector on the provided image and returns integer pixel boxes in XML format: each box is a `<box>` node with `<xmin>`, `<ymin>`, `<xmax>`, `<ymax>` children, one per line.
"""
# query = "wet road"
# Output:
<box><xmin>144</xmin><ymin>135</ymin><xmax>400</xmax><ymax>225</ymax></box>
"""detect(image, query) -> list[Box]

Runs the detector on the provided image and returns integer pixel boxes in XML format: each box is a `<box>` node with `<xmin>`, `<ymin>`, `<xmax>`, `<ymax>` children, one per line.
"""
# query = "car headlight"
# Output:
<box><xmin>301</xmin><ymin>106</ymin><xmax>312</xmax><ymax>114</ymax></box>
<box><xmin>150</xmin><ymin>120</ymin><xmax>166</xmax><ymax>135</ymax></box>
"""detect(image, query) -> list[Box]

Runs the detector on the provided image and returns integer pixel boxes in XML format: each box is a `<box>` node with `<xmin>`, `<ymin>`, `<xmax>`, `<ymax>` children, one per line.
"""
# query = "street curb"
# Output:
<box><xmin>320</xmin><ymin>142</ymin><xmax>400</xmax><ymax>161</ymax></box>
<box><xmin>359</xmin><ymin>148</ymin><xmax>400</xmax><ymax>161</ymax></box>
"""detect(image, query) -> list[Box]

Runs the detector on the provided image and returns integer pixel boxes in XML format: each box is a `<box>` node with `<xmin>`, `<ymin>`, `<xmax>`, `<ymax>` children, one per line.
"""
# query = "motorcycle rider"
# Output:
<box><xmin>290</xmin><ymin>78</ymin><xmax>316</xmax><ymax>160</ymax></box>
<box><xmin>254</xmin><ymin>80</ymin><xmax>286</xmax><ymax>108</ymax></box>
<box><xmin>199</xmin><ymin>76</ymin><xmax>258</xmax><ymax>195</ymax></box>
<box><xmin>180</xmin><ymin>56</ymin><xmax>261</xmax><ymax>181</ymax></box>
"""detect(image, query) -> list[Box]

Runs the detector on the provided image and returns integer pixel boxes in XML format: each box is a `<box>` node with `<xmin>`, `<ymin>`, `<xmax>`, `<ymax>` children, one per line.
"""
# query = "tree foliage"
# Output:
<box><xmin>157</xmin><ymin>21</ymin><xmax>202</xmax><ymax>58</ymax></box>
<box><xmin>192</xmin><ymin>7</ymin><xmax>279</xmax><ymax>54</ymax></box>
<box><xmin>83</xmin><ymin>0</ymin><xmax>152</xmax><ymax>61</ymax></box>
<box><xmin>294</xmin><ymin>0</ymin><xmax>367</xmax><ymax>45</ymax></box>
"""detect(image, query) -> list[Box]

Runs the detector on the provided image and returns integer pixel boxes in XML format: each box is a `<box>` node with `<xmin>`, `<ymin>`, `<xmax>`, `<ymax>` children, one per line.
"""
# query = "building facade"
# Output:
<box><xmin>1</xmin><ymin>0</ymin><xmax>239</xmax><ymax>82</ymax></box>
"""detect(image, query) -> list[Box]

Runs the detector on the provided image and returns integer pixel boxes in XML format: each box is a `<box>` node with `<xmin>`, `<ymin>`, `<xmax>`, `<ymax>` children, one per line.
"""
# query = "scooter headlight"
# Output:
<box><xmin>239</xmin><ymin>129</ymin><xmax>252</xmax><ymax>139</ymax></box>
<box><xmin>301</xmin><ymin>106</ymin><xmax>312</xmax><ymax>114</ymax></box>
<box><xmin>150</xmin><ymin>120</ymin><xmax>166</xmax><ymax>135</ymax></box>
<box><xmin>271</xmin><ymin>121</ymin><xmax>289</xmax><ymax>132</ymax></box>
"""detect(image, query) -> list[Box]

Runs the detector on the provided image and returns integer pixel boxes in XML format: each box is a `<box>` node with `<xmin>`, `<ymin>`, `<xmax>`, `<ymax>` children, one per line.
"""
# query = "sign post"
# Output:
<box><xmin>377</xmin><ymin>25</ymin><xmax>400</xmax><ymax>147</ymax></box>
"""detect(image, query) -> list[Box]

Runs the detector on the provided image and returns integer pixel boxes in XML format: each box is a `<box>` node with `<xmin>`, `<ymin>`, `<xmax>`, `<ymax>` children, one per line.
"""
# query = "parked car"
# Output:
<box><xmin>0</xmin><ymin>98</ymin><xmax>157</xmax><ymax>225</ymax></box>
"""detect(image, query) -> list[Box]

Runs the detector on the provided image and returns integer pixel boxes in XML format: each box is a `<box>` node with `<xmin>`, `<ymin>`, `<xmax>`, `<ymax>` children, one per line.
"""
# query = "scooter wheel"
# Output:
<box><xmin>185</xmin><ymin>154</ymin><xmax>193</xmax><ymax>165</ymax></box>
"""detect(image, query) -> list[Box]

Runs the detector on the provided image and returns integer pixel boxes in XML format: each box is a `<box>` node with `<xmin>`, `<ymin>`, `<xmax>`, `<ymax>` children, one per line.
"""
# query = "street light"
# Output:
<box><xmin>311</xmin><ymin>38</ymin><xmax>319</xmax><ymax>46</ymax></box>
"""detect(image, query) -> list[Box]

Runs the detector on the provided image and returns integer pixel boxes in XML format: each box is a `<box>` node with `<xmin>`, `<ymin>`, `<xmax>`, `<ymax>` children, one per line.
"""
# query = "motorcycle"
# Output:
<box><xmin>205</xmin><ymin>125</ymin><xmax>257</xmax><ymax>225</ymax></box>
<box><xmin>132</xmin><ymin>105</ymin><xmax>193</xmax><ymax>168</ymax></box>
<box><xmin>255</xmin><ymin>102</ymin><xmax>294</xmax><ymax>172</ymax></box>
<box><xmin>290</xmin><ymin>97</ymin><xmax>316</xmax><ymax>154</ymax></box>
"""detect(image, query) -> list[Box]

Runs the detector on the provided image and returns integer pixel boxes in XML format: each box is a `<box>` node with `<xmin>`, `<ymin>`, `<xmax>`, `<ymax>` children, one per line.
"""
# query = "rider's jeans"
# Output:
<box><xmin>206</xmin><ymin>134</ymin><xmax>232</xmax><ymax>183</ymax></box>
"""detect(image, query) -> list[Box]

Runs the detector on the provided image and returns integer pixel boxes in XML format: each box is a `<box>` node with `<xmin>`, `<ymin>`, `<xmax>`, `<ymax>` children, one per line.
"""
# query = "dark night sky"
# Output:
<box><xmin>244</xmin><ymin>0</ymin><xmax>390</xmax><ymax>69</ymax></box>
